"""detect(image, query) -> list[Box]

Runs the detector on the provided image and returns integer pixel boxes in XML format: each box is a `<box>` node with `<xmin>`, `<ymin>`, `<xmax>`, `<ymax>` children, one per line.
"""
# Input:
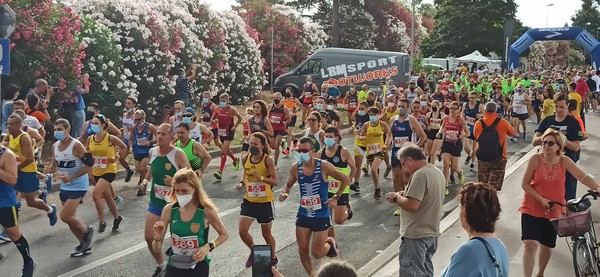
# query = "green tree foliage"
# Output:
<box><xmin>571</xmin><ymin>0</ymin><xmax>600</xmax><ymax>35</ymax></box>
<box><xmin>421</xmin><ymin>0</ymin><xmax>518</xmax><ymax>57</ymax></box>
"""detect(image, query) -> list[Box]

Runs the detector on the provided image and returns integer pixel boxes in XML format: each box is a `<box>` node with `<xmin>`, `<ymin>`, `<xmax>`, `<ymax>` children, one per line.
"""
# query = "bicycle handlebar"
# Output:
<box><xmin>546</xmin><ymin>190</ymin><xmax>600</xmax><ymax>213</ymax></box>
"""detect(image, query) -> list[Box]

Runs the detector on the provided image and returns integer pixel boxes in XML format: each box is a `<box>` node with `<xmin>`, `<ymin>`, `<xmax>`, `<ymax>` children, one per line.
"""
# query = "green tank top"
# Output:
<box><xmin>168</xmin><ymin>204</ymin><xmax>210</xmax><ymax>268</ymax></box>
<box><xmin>328</xmin><ymin>167</ymin><xmax>350</xmax><ymax>194</ymax></box>
<box><xmin>149</xmin><ymin>147</ymin><xmax>179</xmax><ymax>208</ymax></box>
<box><xmin>176</xmin><ymin>139</ymin><xmax>203</xmax><ymax>171</ymax></box>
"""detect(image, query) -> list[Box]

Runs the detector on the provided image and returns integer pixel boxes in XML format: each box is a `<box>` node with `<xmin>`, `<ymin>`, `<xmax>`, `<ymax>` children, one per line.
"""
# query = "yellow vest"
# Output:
<box><xmin>9</xmin><ymin>132</ymin><xmax>36</xmax><ymax>173</ymax></box>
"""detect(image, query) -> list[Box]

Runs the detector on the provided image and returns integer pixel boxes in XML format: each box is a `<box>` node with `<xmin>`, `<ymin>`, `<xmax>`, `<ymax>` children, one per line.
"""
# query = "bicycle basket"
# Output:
<box><xmin>550</xmin><ymin>210</ymin><xmax>592</xmax><ymax>237</ymax></box>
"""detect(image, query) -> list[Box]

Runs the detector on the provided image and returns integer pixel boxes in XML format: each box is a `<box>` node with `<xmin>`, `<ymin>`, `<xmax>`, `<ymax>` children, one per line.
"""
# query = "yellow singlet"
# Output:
<box><xmin>88</xmin><ymin>134</ymin><xmax>117</xmax><ymax>176</ymax></box>
<box><xmin>9</xmin><ymin>132</ymin><xmax>36</xmax><ymax>173</ymax></box>
<box><xmin>243</xmin><ymin>153</ymin><xmax>274</xmax><ymax>203</ymax></box>
<box><xmin>364</xmin><ymin>121</ymin><xmax>384</xmax><ymax>155</ymax></box>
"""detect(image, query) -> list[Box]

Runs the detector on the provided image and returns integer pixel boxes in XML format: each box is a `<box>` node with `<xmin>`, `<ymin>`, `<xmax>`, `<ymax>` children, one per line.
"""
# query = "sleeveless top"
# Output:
<box><xmin>428</xmin><ymin>111</ymin><xmax>443</xmax><ymax>130</ymax></box>
<box><xmin>168</xmin><ymin>203</ymin><xmax>210</xmax><ymax>268</ymax></box>
<box><xmin>176</xmin><ymin>139</ymin><xmax>203</xmax><ymax>171</ymax></box>
<box><xmin>384</xmin><ymin>107</ymin><xmax>398</xmax><ymax>122</ymax></box>
<box><xmin>303</xmin><ymin>128</ymin><xmax>324</xmax><ymax>152</ymax></box>
<box><xmin>347</xmin><ymin>91</ymin><xmax>358</xmax><ymax>111</ymax></box>
<box><xmin>365</xmin><ymin>121</ymin><xmax>385</xmax><ymax>155</ymax></box>
<box><xmin>188</xmin><ymin>123</ymin><xmax>202</xmax><ymax>144</ymax></box>
<box><xmin>248</xmin><ymin>115</ymin><xmax>266</xmax><ymax>135</ymax></box>
<box><xmin>132</xmin><ymin>123</ymin><xmax>153</xmax><ymax>154</ymax></box>
<box><xmin>243</xmin><ymin>153</ymin><xmax>274</xmax><ymax>203</ymax></box>
<box><xmin>122</xmin><ymin>112</ymin><xmax>135</xmax><ymax>141</ymax></box>
<box><xmin>354</xmin><ymin>112</ymin><xmax>370</xmax><ymax>147</ymax></box>
<box><xmin>215</xmin><ymin>106</ymin><xmax>234</xmax><ymax>137</ymax></box>
<box><xmin>391</xmin><ymin>116</ymin><xmax>413</xmax><ymax>150</ymax></box>
<box><xmin>269</xmin><ymin>105</ymin><xmax>287</xmax><ymax>132</ymax></box>
<box><xmin>443</xmin><ymin>116</ymin><xmax>461</xmax><ymax>143</ymax></box>
<box><xmin>297</xmin><ymin>160</ymin><xmax>330</xmax><ymax>218</ymax></box>
<box><xmin>463</xmin><ymin>103</ymin><xmax>480</xmax><ymax>131</ymax></box>
<box><xmin>320</xmin><ymin>145</ymin><xmax>350</xmax><ymax>194</ymax></box>
<box><xmin>303</xmin><ymin>83</ymin><xmax>314</xmax><ymax>104</ymax></box>
<box><xmin>85</xmin><ymin>120</ymin><xmax>94</xmax><ymax>137</ymax></box>
<box><xmin>519</xmin><ymin>155</ymin><xmax>566</xmax><ymax>219</ymax></box>
<box><xmin>513</xmin><ymin>93</ymin><xmax>527</xmax><ymax>114</ymax></box>
<box><xmin>172</xmin><ymin>116</ymin><xmax>183</xmax><ymax>133</ymax></box>
<box><xmin>458</xmin><ymin>93</ymin><xmax>469</xmax><ymax>106</ymax></box>
<box><xmin>149</xmin><ymin>147</ymin><xmax>179</xmax><ymax>208</ymax></box>
<box><xmin>407</xmin><ymin>90</ymin><xmax>418</xmax><ymax>103</ymax></box>
<box><xmin>0</xmin><ymin>147</ymin><xmax>18</xmax><ymax>208</ymax></box>
<box><xmin>494</xmin><ymin>95</ymin><xmax>505</xmax><ymax>115</ymax></box>
<box><xmin>54</xmin><ymin>139</ymin><xmax>88</xmax><ymax>191</ymax></box>
<box><xmin>9</xmin><ymin>132</ymin><xmax>36</xmax><ymax>173</ymax></box>
<box><xmin>433</xmin><ymin>93</ymin><xmax>445</xmax><ymax>104</ymax></box>
<box><xmin>88</xmin><ymin>133</ymin><xmax>117</xmax><ymax>176</ymax></box>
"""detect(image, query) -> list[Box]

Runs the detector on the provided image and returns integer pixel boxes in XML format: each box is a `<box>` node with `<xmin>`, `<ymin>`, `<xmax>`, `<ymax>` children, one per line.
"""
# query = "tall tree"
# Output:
<box><xmin>421</xmin><ymin>0</ymin><xmax>518</xmax><ymax>57</ymax></box>
<box><xmin>571</xmin><ymin>0</ymin><xmax>600</xmax><ymax>37</ymax></box>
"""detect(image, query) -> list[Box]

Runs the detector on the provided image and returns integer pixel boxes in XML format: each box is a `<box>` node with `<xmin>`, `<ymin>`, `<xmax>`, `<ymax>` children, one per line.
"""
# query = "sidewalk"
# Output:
<box><xmin>365</xmin><ymin>114</ymin><xmax>600</xmax><ymax>277</ymax></box>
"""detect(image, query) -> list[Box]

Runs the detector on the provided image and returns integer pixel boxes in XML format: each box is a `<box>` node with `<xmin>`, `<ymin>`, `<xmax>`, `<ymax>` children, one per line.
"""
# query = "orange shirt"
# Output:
<box><xmin>473</xmin><ymin>113</ymin><xmax>516</xmax><ymax>159</ymax></box>
<box><xmin>25</xmin><ymin>108</ymin><xmax>48</xmax><ymax>124</ymax></box>
<box><xmin>569</xmin><ymin>114</ymin><xmax>586</xmax><ymax>135</ymax></box>
<box><xmin>519</xmin><ymin>154</ymin><xmax>566</xmax><ymax>219</ymax></box>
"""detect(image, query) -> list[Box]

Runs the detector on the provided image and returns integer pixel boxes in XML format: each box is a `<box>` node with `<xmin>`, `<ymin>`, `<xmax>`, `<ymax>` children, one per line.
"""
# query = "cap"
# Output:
<box><xmin>185</xmin><ymin>107</ymin><xmax>195</xmax><ymax>116</ymax></box>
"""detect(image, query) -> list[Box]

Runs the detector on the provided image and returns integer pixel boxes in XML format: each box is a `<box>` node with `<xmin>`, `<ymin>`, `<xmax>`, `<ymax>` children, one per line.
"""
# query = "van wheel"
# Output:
<box><xmin>285</xmin><ymin>86</ymin><xmax>298</xmax><ymax>98</ymax></box>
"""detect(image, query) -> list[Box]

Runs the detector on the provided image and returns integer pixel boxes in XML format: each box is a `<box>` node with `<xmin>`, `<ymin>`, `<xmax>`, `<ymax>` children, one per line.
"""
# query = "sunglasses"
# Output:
<box><xmin>295</xmin><ymin>148</ymin><xmax>311</xmax><ymax>153</ymax></box>
<box><xmin>306</xmin><ymin>118</ymin><xmax>317</xmax><ymax>122</ymax></box>
<box><xmin>183</xmin><ymin>114</ymin><xmax>193</xmax><ymax>118</ymax></box>
<box><xmin>450</xmin><ymin>107</ymin><xmax>459</xmax><ymax>110</ymax></box>
<box><xmin>134</xmin><ymin>117</ymin><xmax>143</xmax><ymax>121</ymax></box>
<box><xmin>542</xmin><ymin>140</ymin><xmax>556</xmax><ymax>147</ymax></box>
<box><xmin>469</xmin><ymin>97</ymin><xmax>476</xmax><ymax>99</ymax></box>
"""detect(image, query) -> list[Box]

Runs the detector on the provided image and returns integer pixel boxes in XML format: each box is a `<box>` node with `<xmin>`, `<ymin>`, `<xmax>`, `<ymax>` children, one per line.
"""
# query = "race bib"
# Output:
<box><xmin>304</xmin><ymin>91</ymin><xmax>312</xmax><ymax>96</ymax></box>
<box><xmin>153</xmin><ymin>184</ymin><xmax>171</xmax><ymax>201</ymax></box>
<box><xmin>218</xmin><ymin>128</ymin><xmax>228</xmax><ymax>137</ymax></box>
<box><xmin>446</xmin><ymin>130</ymin><xmax>459</xmax><ymax>141</ymax></box>
<box><xmin>136</xmin><ymin>137</ymin><xmax>148</xmax><ymax>146</ymax></box>
<box><xmin>123</xmin><ymin>130</ymin><xmax>131</xmax><ymax>140</ymax></box>
<box><xmin>15</xmin><ymin>156</ymin><xmax>21</xmax><ymax>165</ymax></box>
<box><xmin>367</xmin><ymin>143</ymin><xmax>382</xmax><ymax>154</ymax></box>
<box><xmin>393</xmin><ymin>136</ymin><xmax>409</xmax><ymax>148</ymax></box>
<box><xmin>465</xmin><ymin>116</ymin><xmax>476</xmax><ymax>125</ymax></box>
<box><xmin>94</xmin><ymin>156</ymin><xmax>108</xmax><ymax>168</ymax></box>
<box><xmin>301</xmin><ymin>195</ymin><xmax>322</xmax><ymax>211</ymax></box>
<box><xmin>270</xmin><ymin>115</ymin><xmax>282</xmax><ymax>124</ymax></box>
<box><xmin>329</xmin><ymin>180</ymin><xmax>340</xmax><ymax>190</ymax></box>
<box><xmin>171</xmin><ymin>234</ymin><xmax>199</xmax><ymax>255</ymax></box>
<box><xmin>349</xmin><ymin>102</ymin><xmax>357</xmax><ymax>109</ymax></box>
<box><xmin>246</xmin><ymin>182</ymin><xmax>267</xmax><ymax>199</ymax></box>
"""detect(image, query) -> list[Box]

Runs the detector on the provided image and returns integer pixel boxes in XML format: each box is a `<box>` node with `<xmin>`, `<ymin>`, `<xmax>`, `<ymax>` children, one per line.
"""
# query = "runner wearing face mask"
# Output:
<box><xmin>183</xmin><ymin>108</ymin><xmax>213</xmax><ymax>145</ymax></box>
<box><xmin>299</xmin><ymin>76</ymin><xmax>319</xmax><ymax>128</ymax></box>
<box><xmin>444</xmin><ymin>84</ymin><xmax>459</xmax><ymax>113</ymax></box>
<box><xmin>269</xmin><ymin>92</ymin><xmax>290</xmax><ymax>166</ymax></box>
<box><xmin>200</xmin><ymin>92</ymin><xmax>221</xmax><ymax>148</ymax></box>
<box><xmin>302</xmin><ymin>111</ymin><xmax>325</xmax><ymax>152</ymax></box>
<box><xmin>359</xmin><ymin>107</ymin><xmax>392</xmax><ymax>200</ymax></box>
<box><xmin>380</xmin><ymin>95</ymin><xmax>399</xmax><ymax>179</ymax></box>
<box><xmin>410</xmin><ymin>101</ymin><xmax>427</xmax><ymax>144</ymax></box>
<box><xmin>317</xmin><ymin>127</ymin><xmax>356</xmax><ymax>237</ymax></box>
<box><xmin>346</xmin><ymin>83</ymin><xmax>359</xmax><ymax>126</ymax></box>
<box><xmin>436</xmin><ymin>102</ymin><xmax>470</xmax><ymax>195</ymax></box>
<box><xmin>282</xmin><ymin>88</ymin><xmax>302</xmax><ymax>156</ymax></box>
<box><xmin>406</xmin><ymin>82</ymin><xmax>419</xmax><ymax>104</ymax></box>
<box><xmin>235</xmin><ymin>132</ymin><xmax>279</xmax><ymax>268</ymax></box>
<box><xmin>509</xmin><ymin>85</ymin><xmax>531</xmax><ymax>142</ymax></box>
<box><xmin>169</xmin><ymin>100</ymin><xmax>186</xmax><ymax>134</ymax></box>
<box><xmin>131</xmin><ymin>110</ymin><xmax>157</xmax><ymax>195</ymax></box>
<box><xmin>425</xmin><ymin>100</ymin><xmax>443</xmax><ymax>164</ymax></box>
<box><xmin>349</xmin><ymin>102</ymin><xmax>369</xmax><ymax>192</ymax></box>
<box><xmin>461</xmin><ymin>92</ymin><xmax>483</xmax><ymax>172</ymax></box>
<box><xmin>211</xmin><ymin>93</ymin><xmax>243</xmax><ymax>181</ymax></box>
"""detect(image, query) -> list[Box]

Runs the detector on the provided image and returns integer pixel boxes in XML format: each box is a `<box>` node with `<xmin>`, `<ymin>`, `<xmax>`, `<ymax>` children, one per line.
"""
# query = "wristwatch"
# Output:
<box><xmin>332</xmin><ymin>194</ymin><xmax>340</xmax><ymax>200</ymax></box>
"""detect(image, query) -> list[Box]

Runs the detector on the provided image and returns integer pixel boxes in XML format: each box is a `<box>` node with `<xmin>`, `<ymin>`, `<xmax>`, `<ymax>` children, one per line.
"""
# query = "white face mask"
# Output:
<box><xmin>176</xmin><ymin>192</ymin><xmax>194</xmax><ymax>207</ymax></box>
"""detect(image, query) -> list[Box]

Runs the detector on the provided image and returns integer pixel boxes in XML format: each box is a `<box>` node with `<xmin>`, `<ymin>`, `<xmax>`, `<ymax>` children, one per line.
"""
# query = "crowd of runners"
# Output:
<box><xmin>0</xmin><ymin>65</ymin><xmax>599</xmax><ymax>277</ymax></box>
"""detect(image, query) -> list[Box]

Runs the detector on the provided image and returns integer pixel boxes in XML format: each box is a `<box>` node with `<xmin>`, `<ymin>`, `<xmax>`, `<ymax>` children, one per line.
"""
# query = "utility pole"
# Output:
<box><xmin>410</xmin><ymin>0</ymin><xmax>416</xmax><ymax>69</ymax></box>
<box><xmin>331</xmin><ymin>0</ymin><xmax>340</xmax><ymax>47</ymax></box>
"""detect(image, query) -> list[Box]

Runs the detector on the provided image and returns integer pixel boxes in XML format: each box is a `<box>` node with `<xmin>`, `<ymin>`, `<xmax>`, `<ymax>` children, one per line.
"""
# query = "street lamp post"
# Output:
<box><xmin>546</xmin><ymin>3</ymin><xmax>554</xmax><ymax>28</ymax></box>
<box><xmin>410</xmin><ymin>0</ymin><xmax>415</xmax><ymax>69</ymax></box>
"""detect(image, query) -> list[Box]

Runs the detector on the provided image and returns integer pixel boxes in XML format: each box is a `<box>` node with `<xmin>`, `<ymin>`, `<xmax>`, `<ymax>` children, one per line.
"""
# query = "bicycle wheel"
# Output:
<box><xmin>573</xmin><ymin>237</ymin><xmax>599</xmax><ymax>277</ymax></box>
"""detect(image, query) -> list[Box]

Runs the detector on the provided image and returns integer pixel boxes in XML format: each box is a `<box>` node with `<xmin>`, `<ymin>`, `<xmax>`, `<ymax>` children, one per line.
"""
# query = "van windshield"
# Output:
<box><xmin>298</xmin><ymin>59</ymin><xmax>322</xmax><ymax>75</ymax></box>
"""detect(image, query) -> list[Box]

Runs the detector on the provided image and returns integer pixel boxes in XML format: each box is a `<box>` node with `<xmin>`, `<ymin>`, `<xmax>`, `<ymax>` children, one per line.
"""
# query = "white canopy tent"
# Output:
<box><xmin>455</xmin><ymin>50</ymin><xmax>492</xmax><ymax>63</ymax></box>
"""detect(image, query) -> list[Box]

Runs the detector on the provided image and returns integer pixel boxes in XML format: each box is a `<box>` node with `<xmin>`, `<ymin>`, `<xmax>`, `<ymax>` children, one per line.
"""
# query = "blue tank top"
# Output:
<box><xmin>433</xmin><ymin>93</ymin><xmax>444</xmax><ymax>104</ymax></box>
<box><xmin>464</xmin><ymin>103</ymin><xmax>479</xmax><ymax>132</ymax></box>
<box><xmin>201</xmin><ymin>103</ymin><xmax>213</xmax><ymax>123</ymax></box>
<box><xmin>494</xmin><ymin>96</ymin><xmax>504</xmax><ymax>115</ymax></box>
<box><xmin>85</xmin><ymin>120</ymin><xmax>94</xmax><ymax>137</ymax></box>
<box><xmin>132</xmin><ymin>123</ymin><xmax>153</xmax><ymax>154</ymax></box>
<box><xmin>391</xmin><ymin>117</ymin><xmax>413</xmax><ymax>150</ymax></box>
<box><xmin>0</xmin><ymin>147</ymin><xmax>18</xmax><ymax>208</ymax></box>
<box><xmin>297</xmin><ymin>160</ymin><xmax>330</xmax><ymax>218</ymax></box>
<box><xmin>54</xmin><ymin>139</ymin><xmax>89</xmax><ymax>191</ymax></box>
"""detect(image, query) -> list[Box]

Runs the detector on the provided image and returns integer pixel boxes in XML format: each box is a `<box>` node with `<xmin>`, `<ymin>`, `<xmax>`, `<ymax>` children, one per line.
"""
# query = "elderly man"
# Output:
<box><xmin>385</xmin><ymin>145</ymin><xmax>445</xmax><ymax>277</ymax></box>
<box><xmin>473</xmin><ymin>101</ymin><xmax>516</xmax><ymax>191</ymax></box>
<box><xmin>27</xmin><ymin>79</ymin><xmax>54</xmax><ymax>121</ymax></box>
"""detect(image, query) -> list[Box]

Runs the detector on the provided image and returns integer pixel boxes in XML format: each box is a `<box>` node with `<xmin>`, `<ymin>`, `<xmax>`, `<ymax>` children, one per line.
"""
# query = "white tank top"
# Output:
<box><xmin>189</xmin><ymin>123</ymin><xmax>202</xmax><ymax>143</ymax></box>
<box><xmin>53</xmin><ymin>139</ymin><xmax>87</xmax><ymax>191</ymax></box>
<box><xmin>407</xmin><ymin>91</ymin><xmax>418</xmax><ymax>103</ymax></box>
<box><xmin>512</xmin><ymin>93</ymin><xmax>527</xmax><ymax>114</ymax></box>
<box><xmin>122</xmin><ymin>112</ymin><xmax>135</xmax><ymax>140</ymax></box>
<box><xmin>172</xmin><ymin>117</ymin><xmax>182</xmax><ymax>132</ymax></box>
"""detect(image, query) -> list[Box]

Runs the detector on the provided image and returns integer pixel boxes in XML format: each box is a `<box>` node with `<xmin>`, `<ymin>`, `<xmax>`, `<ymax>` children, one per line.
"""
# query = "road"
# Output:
<box><xmin>0</xmin><ymin>123</ymin><xmax>537</xmax><ymax>277</ymax></box>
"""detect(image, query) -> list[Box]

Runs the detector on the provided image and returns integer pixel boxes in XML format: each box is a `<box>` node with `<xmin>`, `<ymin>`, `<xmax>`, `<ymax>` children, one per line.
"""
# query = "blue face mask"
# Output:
<box><xmin>358</xmin><ymin>110</ymin><xmax>366</xmax><ymax>116</ymax></box>
<box><xmin>202</xmin><ymin>98</ymin><xmax>209</xmax><ymax>104</ymax></box>
<box><xmin>54</xmin><ymin>131</ymin><xmax>65</xmax><ymax>141</ymax></box>
<box><xmin>293</xmin><ymin>150</ymin><xmax>311</xmax><ymax>162</ymax></box>
<box><xmin>369</xmin><ymin>116</ymin><xmax>378</xmax><ymax>123</ymax></box>
<box><xmin>315</xmin><ymin>104</ymin><xmax>324</xmax><ymax>111</ymax></box>
<box><xmin>219</xmin><ymin>102</ymin><xmax>227</xmax><ymax>108</ymax></box>
<box><xmin>182</xmin><ymin>117</ymin><xmax>192</xmax><ymax>124</ymax></box>
<box><xmin>324</xmin><ymin>137</ymin><xmax>336</xmax><ymax>147</ymax></box>
<box><xmin>90</xmin><ymin>124</ymin><xmax>101</xmax><ymax>134</ymax></box>
<box><xmin>175</xmin><ymin>112</ymin><xmax>183</xmax><ymax>117</ymax></box>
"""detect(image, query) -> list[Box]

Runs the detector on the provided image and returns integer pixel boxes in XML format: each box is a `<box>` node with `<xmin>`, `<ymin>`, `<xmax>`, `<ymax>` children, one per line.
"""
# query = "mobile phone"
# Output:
<box><xmin>252</xmin><ymin>245</ymin><xmax>273</xmax><ymax>277</ymax></box>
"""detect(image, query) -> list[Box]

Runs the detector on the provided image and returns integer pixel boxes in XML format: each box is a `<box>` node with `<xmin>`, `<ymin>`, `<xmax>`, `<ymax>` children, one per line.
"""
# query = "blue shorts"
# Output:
<box><xmin>296</xmin><ymin>216</ymin><xmax>331</xmax><ymax>232</ymax></box>
<box><xmin>134</xmin><ymin>153</ymin><xmax>150</xmax><ymax>161</ymax></box>
<box><xmin>148</xmin><ymin>203</ymin><xmax>163</xmax><ymax>217</ymax></box>
<box><xmin>16</xmin><ymin>171</ymin><xmax>39</xmax><ymax>193</ymax></box>
<box><xmin>59</xmin><ymin>190</ymin><xmax>87</xmax><ymax>203</ymax></box>
<box><xmin>391</xmin><ymin>149</ymin><xmax>400</xmax><ymax>167</ymax></box>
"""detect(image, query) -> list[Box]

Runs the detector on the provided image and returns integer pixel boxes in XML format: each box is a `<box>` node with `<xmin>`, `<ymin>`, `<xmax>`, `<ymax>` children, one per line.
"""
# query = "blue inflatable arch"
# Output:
<box><xmin>509</xmin><ymin>27</ymin><xmax>600</xmax><ymax>71</ymax></box>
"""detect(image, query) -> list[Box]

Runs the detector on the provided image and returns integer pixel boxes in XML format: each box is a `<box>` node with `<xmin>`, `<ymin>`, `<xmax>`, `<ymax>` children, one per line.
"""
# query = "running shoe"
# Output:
<box><xmin>469</xmin><ymin>163</ymin><xmax>476</xmax><ymax>172</ymax></box>
<box><xmin>70</xmin><ymin>244</ymin><xmax>93</xmax><ymax>257</ymax></box>
<box><xmin>445</xmin><ymin>187</ymin><xmax>449</xmax><ymax>196</ymax></box>
<box><xmin>98</xmin><ymin>222</ymin><xmax>107</xmax><ymax>233</ymax></box>
<box><xmin>48</xmin><ymin>204</ymin><xmax>58</xmax><ymax>226</ymax></box>
<box><xmin>458</xmin><ymin>171</ymin><xmax>465</xmax><ymax>185</ymax></box>
<box><xmin>523</xmin><ymin>133</ymin><xmax>528</xmax><ymax>141</ymax></box>
<box><xmin>152</xmin><ymin>266</ymin><xmax>166</xmax><ymax>277</ymax></box>
<box><xmin>510</xmin><ymin>136</ymin><xmax>517</xmax><ymax>142</ymax></box>
<box><xmin>326</xmin><ymin>237</ymin><xmax>339</xmax><ymax>257</ymax></box>
<box><xmin>0</xmin><ymin>230</ymin><xmax>10</xmax><ymax>243</ymax></box>
<box><xmin>374</xmin><ymin>188</ymin><xmax>382</xmax><ymax>200</ymax></box>
<box><xmin>383</xmin><ymin>166</ymin><xmax>391</xmax><ymax>178</ymax></box>
<box><xmin>45</xmin><ymin>174</ymin><xmax>53</xmax><ymax>192</ymax></box>
<box><xmin>362</xmin><ymin>165</ymin><xmax>369</xmax><ymax>176</ymax></box>
<box><xmin>347</xmin><ymin>202</ymin><xmax>353</xmax><ymax>220</ymax></box>
<box><xmin>245</xmin><ymin>253</ymin><xmax>253</xmax><ymax>268</ymax></box>
<box><xmin>449</xmin><ymin>174</ymin><xmax>456</xmax><ymax>184</ymax></box>
<box><xmin>81</xmin><ymin>226</ymin><xmax>94</xmax><ymax>252</ymax></box>
<box><xmin>393</xmin><ymin>209</ymin><xmax>401</xmax><ymax>216</ymax></box>
<box><xmin>464</xmin><ymin>156</ymin><xmax>471</xmax><ymax>165</ymax></box>
<box><xmin>39</xmin><ymin>189</ymin><xmax>47</xmax><ymax>203</ymax></box>
<box><xmin>282</xmin><ymin>148</ymin><xmax>290</xmax><ymax>155</ymax></box>
<box><xmin>112</xmin><ymin>215</ymin><xmax>124</xmax><ymax>232</ymax></box>
<box><xmin>136</xmin><ymin>188</ymin><xmax>146</xmax><ymax>196</ymax></box>
<box><xmin>214</xmin><ymin>171</ymin><xmax>222</xmax><ymax>180</ymax></box>
<box><xmin>349</xmin><ymin>182</ymin><xmax>360</xmax><ymax>193</ymax></box>
<box><xmin>115</xmin><ymin>196</ymin><xmax>123</xmax><ymax>208</ymax></box>
<box><xmin>125</xmin><ymin>169</ymin><xmax>135</xmax><ymax>182</ymax></box>
<box><xmin>233</xmin><ymin>157</ymin><xmax>241</xmax><ymax>171</ymax></box>
<box><xmin>22</xmin><ymin>260</ymin><xmax>35</xmax><ymax>277</ymax></box>
<box><xmin>16</xmin><ymin>201</ymin><xmax>21</xmax><ymax>212</ymax></box>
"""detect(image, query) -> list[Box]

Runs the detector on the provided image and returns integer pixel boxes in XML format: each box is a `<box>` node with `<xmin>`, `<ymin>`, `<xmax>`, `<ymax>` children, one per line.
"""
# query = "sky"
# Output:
<box><xmin>207</xmin><ymin>0</ymin><xmax>582</xmax><ymax>29</ymax></box>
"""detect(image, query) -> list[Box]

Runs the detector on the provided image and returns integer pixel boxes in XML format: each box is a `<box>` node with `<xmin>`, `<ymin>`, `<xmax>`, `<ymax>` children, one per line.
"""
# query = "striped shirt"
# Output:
<box><xmin>297</xmin><ymin>159</ymin><xmax>330</xmax><ymax>218</ymax></box>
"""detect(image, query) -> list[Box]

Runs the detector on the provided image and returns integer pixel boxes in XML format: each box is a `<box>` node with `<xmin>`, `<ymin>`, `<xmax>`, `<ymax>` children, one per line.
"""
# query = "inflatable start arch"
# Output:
<box><xmin>508</xmin><ymin>27</ymin><xmax>600</xmax><ymax>71</ymax></box>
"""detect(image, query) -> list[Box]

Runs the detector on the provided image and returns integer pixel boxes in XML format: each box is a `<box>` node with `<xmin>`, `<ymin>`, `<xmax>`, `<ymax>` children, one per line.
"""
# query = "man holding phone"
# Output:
<box><xmin>27</xmin><ymin>79</ymin><xmax>55</xmax><ymax>122</ymax></box>
<box><xmin>279</xmin><ymin>137</ymin><xmax>350</xmax><ymax>276</ymax></box>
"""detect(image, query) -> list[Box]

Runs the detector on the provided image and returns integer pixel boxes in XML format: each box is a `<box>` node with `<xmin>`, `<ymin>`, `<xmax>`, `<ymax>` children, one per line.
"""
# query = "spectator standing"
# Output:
<box><xmin>25</xmin><ymin>95</ymin><xmax>49</xmax><ymax>127</ymax></box>
<box><xmin>473</xmin><ymin>102</ymin><xmax>516</xmax><ymax>191</ymax></box>
<box><xmin>69</xmin><ymin>74</ymin><xmax>90</xmax><ymax>138</ymax></box>
<box><xmin>586</xmin><ymin>74</ymin><xmax>597</xmax><ymax>113</ymax></box>
<box><xmin>27</xmin><ymin>79</ymin><xmax>54</xmax><ymax>121</ymax></box>
<box><xmin>2</xmin><ymin>84</ymin><xmax>19</xmax><ymax>133</ymax></box>
<box><xmin>417</xmin><ymin>71</ymin><xmax>426</xmax><ymax>91</ymax></box>
<box><xmin>175</xmin><ymin>64</ymin><xmax>198</xmax><ymax>108</ymax></box>
<box><xmin>426</xmin><ymin>70</ymin><xmax>438</xmax><ymax>92</ymax></box>
<box><xmin>592</xmin><ymin>70</ymin><xmax>600</xmax><ymax>112</ymax></box>
<box><xmin>575</xmin><ymin>74</ymin><xmax>589</xmax><ymax>124</ymax></box>
<box><xmin>326</xmin><ymin>81</ymin><xmax>340</xmax><ymax>100</ymax></box>
<box><xmin>385</xmin><ymin>145</ymin><xmax>445</xmax><ymax>277</ymax></box>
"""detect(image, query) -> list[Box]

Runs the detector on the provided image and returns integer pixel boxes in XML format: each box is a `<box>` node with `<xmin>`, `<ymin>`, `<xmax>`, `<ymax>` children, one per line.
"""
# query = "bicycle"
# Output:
<box><xmin>548</xmin><ymin>191</ymin><xmax>600</xmax><ymax>277</ymax></box>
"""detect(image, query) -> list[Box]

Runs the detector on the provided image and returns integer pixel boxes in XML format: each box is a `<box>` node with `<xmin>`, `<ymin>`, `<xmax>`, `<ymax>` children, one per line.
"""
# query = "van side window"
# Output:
<box><xmin>299</xmin><ymin>59</ymin><xmax>322</xmax><ymax>75</ymax></box>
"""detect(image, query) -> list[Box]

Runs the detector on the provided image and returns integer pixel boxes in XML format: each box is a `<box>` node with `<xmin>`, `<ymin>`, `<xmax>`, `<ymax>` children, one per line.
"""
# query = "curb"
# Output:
<box><xmin>357</xmin><ymin>143</ymin><xmax>538</xmax><ymax>277</ymax></box>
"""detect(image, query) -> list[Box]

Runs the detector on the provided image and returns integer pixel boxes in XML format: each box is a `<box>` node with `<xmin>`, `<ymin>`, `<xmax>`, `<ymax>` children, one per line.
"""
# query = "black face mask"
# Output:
<box><xmin>367</xmin><ymin>100</ymin><xmax>374</xmax><ymax>106</ymax></box>
<box><xmin>432</xmin><ymin>107</ymin><xmax>438</xmax><ymax>112</ymax></box>
<box><xmin>285</xmin><ymin>93</ymin><xmax>292</xmax><ymax>98</ymax></box>
<box><xmin>86</xmin><ymin>110</ymin><xmax>95</xmax><ymax>121</ymax></box>
<box><xmin>249</xmin><ymin>146</ymin><xmax>260</xmax><ymax>155</ymax></box>
<box><xmin>273</xmin><ymin>99</ymin><xmax>281</xmax><ymax>104</ymax></box>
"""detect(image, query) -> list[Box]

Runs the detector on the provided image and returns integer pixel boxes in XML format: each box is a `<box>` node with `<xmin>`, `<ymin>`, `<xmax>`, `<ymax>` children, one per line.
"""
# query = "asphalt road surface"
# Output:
<box><xmin>0</xmin><ymin>123</ymin><xmax>537</xmax><ymax>277</ymax></box>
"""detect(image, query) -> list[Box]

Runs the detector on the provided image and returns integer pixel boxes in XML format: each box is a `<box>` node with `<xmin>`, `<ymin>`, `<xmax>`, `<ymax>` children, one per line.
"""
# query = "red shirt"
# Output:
<box><xmin>25</xmin><ymin>108</ymin><xmax>47</xmax><ymax>124</ymax></box>
<box><xmin>576</xmin><ymin>79</ymin><xmax>588</xmax><ymax>98</ymax></box>
<box><xmin>519</xmin><ymin>154</ymin><xmax>566</xmax><ymax>219</ymax></box>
